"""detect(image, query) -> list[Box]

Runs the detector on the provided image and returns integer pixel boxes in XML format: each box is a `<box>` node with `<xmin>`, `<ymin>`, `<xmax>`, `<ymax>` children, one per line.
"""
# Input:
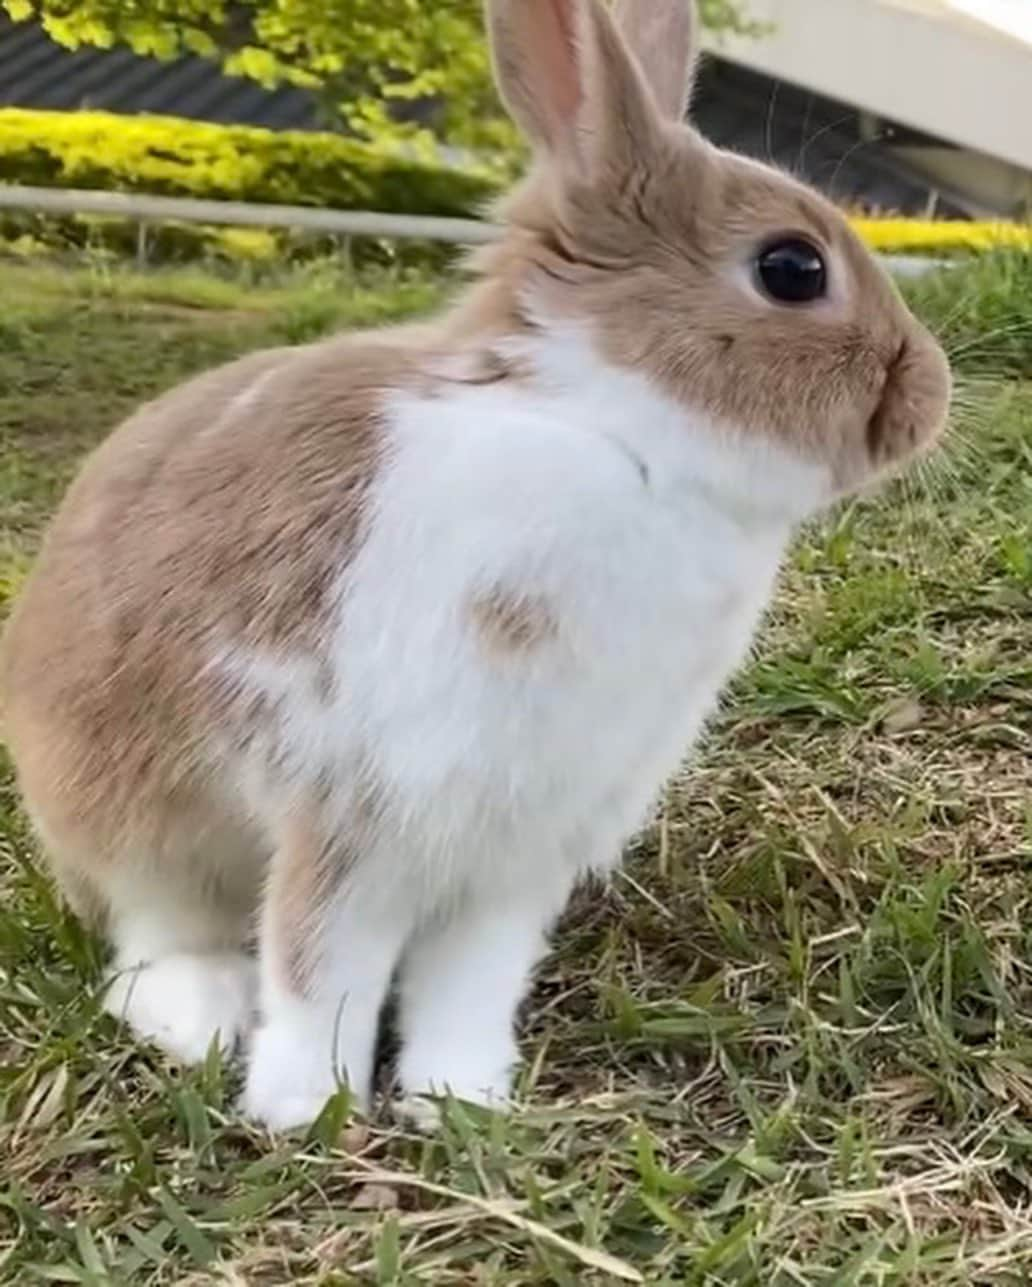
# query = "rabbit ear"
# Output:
<box><xmin>486</xmin><ymin>0</ymin><xmax>661</xmax><ymax>174</ymax></box>
<box><xmin>611</xmin><ymin>0</ymin><xmax>699</xmax><ymax>121</ymax></box>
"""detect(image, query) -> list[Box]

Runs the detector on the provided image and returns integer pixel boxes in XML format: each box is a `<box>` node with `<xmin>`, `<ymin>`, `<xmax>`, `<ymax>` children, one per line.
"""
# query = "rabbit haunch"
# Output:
<box><xmin>1</xmin><ymin>0</ymin><xmax>950</xmax><ymax>1132</ymax></box>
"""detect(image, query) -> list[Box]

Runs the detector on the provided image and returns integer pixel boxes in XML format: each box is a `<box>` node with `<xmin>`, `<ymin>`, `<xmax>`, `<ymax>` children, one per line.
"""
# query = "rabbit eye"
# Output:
<box><xmin>756</xmin><ymin>238</ymin><xmax>827</xmax><ymax>305</ymax></box>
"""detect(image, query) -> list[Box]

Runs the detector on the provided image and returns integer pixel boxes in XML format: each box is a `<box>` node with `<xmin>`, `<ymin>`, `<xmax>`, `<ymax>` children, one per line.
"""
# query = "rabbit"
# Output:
<box><xmin>1</xmin><ymin>0</ymin><xmax>951</xmax><ymax>1132</ymax></box>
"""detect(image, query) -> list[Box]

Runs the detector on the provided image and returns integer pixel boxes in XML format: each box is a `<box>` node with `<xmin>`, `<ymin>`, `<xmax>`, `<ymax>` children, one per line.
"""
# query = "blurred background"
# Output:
<box><xmin>0</xmin><ymin>0</ymin><xmax>1029</xmax><ymax>228</ymax></box>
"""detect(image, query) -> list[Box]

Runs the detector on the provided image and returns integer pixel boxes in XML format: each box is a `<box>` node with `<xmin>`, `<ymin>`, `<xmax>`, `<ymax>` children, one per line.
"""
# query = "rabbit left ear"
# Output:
<box><xmin>485</xmin><ymin>0</ymin><xmax>662</xmax><ymax>179</ymax></box>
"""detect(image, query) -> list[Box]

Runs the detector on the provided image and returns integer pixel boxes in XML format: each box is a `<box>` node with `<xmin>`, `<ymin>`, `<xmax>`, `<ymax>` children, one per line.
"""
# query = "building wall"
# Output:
<box><xmin>708</xmin><ymin>0</ymin><xmax>1032</xmax><ymax>215</ymax></box>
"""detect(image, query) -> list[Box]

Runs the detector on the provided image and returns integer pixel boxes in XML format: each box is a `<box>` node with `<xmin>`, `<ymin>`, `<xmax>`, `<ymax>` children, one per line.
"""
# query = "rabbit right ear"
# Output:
<box><xmin>486</xmin><ymin>0</ymin><xmax>662</xmax><ymax>177</ymax></box>
<box><xmin>612</xmin><ymin>0</ymin><xmax>699</xmax><ymax>122</ymax></box>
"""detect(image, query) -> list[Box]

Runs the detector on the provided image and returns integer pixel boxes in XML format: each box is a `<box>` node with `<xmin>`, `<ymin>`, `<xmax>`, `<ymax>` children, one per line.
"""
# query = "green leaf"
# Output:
<box><xmin>156</xmin><ymin>1187</ymin><xmax>217</xmax><ymax>1269</ymax></box>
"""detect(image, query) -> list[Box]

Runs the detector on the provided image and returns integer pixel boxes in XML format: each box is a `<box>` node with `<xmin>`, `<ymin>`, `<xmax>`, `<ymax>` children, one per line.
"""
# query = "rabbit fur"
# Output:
<box><xmin>1</xmin><ymin>0</ymin><xmax>951</xmax><ymax>1129</ymax></box>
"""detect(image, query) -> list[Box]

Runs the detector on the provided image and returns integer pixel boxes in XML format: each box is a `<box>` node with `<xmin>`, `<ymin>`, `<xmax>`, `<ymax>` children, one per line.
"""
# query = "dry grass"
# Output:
<box><xmin>1</xmin><ymin>254</ymin><xmax>1030</xmax><ymax>1285</ymax></box>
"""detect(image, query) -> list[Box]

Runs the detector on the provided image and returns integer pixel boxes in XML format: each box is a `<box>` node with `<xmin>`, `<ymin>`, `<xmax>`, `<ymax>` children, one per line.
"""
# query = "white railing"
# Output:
<box><xmin>0</xmin><ymin>181</ymin><xmax>941</xmax><ymax>276</ymax></box>
<box><xmin>0</xmin><ymin>183</ymin><xmax>500</xmax><ymax>246</ymax></box>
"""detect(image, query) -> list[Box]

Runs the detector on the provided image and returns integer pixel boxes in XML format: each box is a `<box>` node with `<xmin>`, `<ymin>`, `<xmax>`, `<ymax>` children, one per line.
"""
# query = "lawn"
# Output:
<box><xmin>0</xmin><ymin>252</ymin><xmax>1030</xmax><ymax>1285</ymax></box>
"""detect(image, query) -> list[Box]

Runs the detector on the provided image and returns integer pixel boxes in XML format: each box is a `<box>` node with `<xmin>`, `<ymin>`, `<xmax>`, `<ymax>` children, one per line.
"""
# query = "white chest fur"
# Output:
<box><xmin>312</xmin><ymin>329</ymin><xmax>829</xmax><ymax>895</ymax></box>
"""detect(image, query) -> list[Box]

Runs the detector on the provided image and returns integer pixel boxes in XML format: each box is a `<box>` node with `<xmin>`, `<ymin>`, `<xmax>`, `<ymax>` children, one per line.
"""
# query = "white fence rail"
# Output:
<box><xmin>0</xmin><ymin>183</ymin><xmax>500</xmax><ymax>246</ymax></box>
<box><xmin>0</xmin><ymin>181</ymin><xmax>942</xmax><ymax>276</ymax></box>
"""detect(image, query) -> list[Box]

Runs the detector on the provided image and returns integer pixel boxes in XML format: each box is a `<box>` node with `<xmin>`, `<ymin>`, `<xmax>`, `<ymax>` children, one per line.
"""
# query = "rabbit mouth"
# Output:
<box><xmin>864</xmin><ymin>334</ymin><xmax>951</xmax><ymax>471</ymax></box>
<box><xmin>865</xmin><ymin>341</ymin><xmax>910</xmax><ymax>463</ymax></box>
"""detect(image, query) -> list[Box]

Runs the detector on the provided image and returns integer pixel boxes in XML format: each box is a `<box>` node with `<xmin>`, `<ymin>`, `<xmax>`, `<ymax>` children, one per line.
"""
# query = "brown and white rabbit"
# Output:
<box><xmin>1</xmin><ymin>0</ymin><xmax>950</xmax><ymax>1130</ymax></box>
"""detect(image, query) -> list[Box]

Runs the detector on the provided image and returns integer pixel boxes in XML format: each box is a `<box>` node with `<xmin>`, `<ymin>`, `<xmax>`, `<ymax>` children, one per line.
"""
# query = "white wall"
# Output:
<box><xmin>706</xmin><ymin>0</ymin><xmax>1032</xmax><ymax>174</ymax></box>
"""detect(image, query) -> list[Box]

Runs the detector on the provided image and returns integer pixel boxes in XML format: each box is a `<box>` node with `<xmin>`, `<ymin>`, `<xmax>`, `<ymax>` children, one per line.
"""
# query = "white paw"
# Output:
<box><xmin>394</xmin><ymin>1077</ymin><xmax>515</xmax><ymax>1132</ymax></box>
<box><xmin>392</xmin><ymin>1093</ymin><xmax>443</xmax><ymax>1133</ymax></box>
<box><xmin>241</xmin><ymin>1020</ymin><xmax>354</xmax><ymax>1132</ymax></box>
<box><xmin>104</xmin><ymin>952</ymin><xmax>257</xmax><ymax>1064</ymax></box>
<box><xmin>243</xmin><ymin>1089</ymin><xmax>340</xmax><ymax>1133</ymax></box>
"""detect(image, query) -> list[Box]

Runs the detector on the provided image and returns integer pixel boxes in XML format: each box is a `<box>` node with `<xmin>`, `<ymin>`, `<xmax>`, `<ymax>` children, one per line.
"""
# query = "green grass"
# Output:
<box><xmin>1</xmin><ymin>252</ymin><xmax>1031</xmax><ymax>1285</ymax></box>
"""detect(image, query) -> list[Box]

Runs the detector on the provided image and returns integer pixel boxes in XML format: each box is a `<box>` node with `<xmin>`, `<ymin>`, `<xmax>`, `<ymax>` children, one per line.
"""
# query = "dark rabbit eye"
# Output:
<box><xmin>756</xmin><ymin>238</ymin><xmax>827</xmax><ymax>304</ymax></box>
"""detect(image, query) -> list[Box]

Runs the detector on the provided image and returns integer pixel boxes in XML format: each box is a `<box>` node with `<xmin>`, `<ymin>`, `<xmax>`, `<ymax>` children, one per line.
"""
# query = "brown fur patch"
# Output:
<box><xmin>265</xmin><ymin>773</ymin><xmax>385</xmax><ymax>997</ymax></box>
<box><xmin>265</xmin><ymin>810</ymin><xmax>351</xmax><ymax>997</ymax></box>
<box><xmin>470</xmin><ymin>586</ymin><xmax>558</xmax><ymax>656</ymax></box>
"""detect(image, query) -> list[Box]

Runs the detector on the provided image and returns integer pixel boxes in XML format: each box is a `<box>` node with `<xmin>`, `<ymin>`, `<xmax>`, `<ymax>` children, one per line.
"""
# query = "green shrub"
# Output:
<box><xmin>0</xmin><ymin>108</ymin><xmax>498</xmax><ymax>216</ymax></box>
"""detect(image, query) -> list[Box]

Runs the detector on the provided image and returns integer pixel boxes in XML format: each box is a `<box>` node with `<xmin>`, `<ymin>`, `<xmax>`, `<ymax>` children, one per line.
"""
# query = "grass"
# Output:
<box><xmin>1</xmin><ymin>250</ymin><xmax>1031</xmax><ymax>1285</ymax></box>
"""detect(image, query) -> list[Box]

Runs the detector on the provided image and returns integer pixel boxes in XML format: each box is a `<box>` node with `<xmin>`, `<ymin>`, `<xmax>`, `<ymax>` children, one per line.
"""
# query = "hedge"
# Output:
<box><xmin>0</xmin><ymin>108</ymin><xmax>498</xmax><ymax>217</ymax></box>
<box><xmin>852</xmin><ymin>217</ymin><xmax>1032</xmax><ymax>256</ymax></box>
<box><xmin>0</xmin><ymin>108</ymin><xmax>1029</xmax><ymax>262</ymax></box>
